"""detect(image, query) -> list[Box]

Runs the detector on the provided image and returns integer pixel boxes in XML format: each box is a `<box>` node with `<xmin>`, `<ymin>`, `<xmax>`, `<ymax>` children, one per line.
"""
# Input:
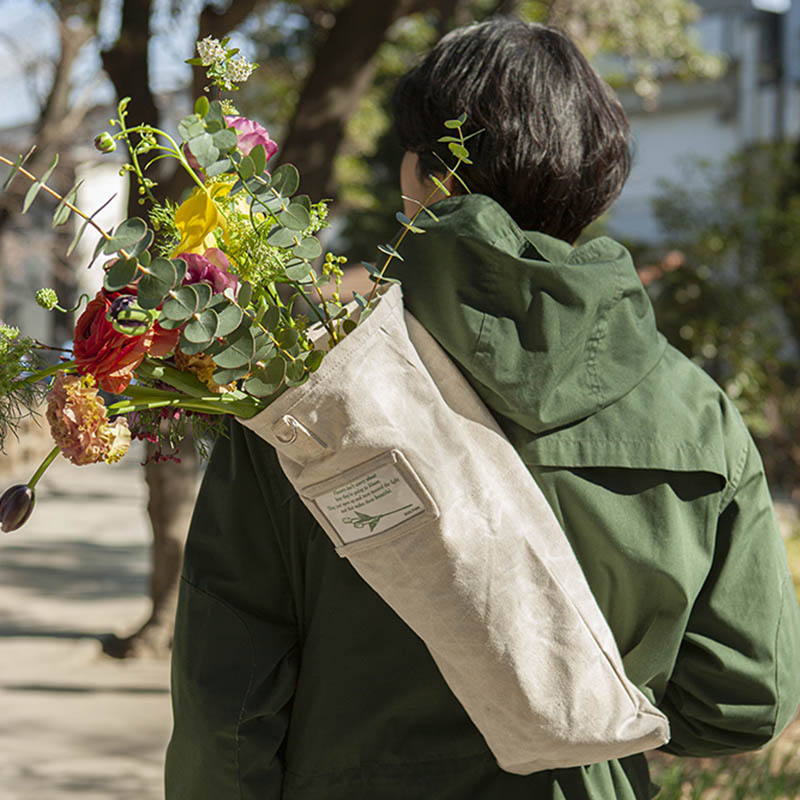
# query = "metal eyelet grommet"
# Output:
<box><xmin>273</xmin><ymin>415</ymin><xmax>298</xmax><ymax>445</ymax></box>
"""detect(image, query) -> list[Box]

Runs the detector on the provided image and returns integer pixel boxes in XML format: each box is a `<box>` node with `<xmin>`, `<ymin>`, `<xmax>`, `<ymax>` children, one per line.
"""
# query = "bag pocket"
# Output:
<box><xmin>299</xmin><ymin>449</ymin><xmax>440</xmax><ymax>555</ymax></box>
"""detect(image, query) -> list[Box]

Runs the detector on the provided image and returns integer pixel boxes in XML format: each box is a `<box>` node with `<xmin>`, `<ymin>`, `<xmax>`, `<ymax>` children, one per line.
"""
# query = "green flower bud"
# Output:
<box><xmin>94</xmin><ymin>132</ymin><xmax>117</xmax><ymax>153</ymax></box>
<box><xmin>35</xmin><ymin>288</ymin><xmax>59</xmax><ymax>310</ymax></box>
<box><xmin>0</xmin><ymin>484</ymin><xmax>35</xmax><ymax>533</ymax></box>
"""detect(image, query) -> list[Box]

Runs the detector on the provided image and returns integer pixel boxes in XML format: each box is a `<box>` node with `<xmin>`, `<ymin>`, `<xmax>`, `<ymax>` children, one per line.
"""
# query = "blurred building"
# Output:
<box><xmin>609</xmin><ymin>0</ymin><xmax>800</xmax><ymax>243</ymax></box>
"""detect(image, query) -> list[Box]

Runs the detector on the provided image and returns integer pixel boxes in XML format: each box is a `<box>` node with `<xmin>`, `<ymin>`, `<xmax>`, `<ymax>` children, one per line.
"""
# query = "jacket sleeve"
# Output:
<box><xmin>166</xmin><ymin>420</ymin><xmax>300</xmax><ymax>799</ymax></box>
<box><xmin>659</xmin><ymin>436</ymin><xmax>800</xmax><ymax>757</ymax></box>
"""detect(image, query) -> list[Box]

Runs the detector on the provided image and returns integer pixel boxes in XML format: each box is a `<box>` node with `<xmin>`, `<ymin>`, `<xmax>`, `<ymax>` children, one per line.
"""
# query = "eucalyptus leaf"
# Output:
<box><xmin>237</xmin><ymin>281</ymin><xmax>253</xmax><ymax>308</ymax></box>
<box><xmin>447</xmin><ymin>142</ymin><xmax>470</xmax><ymax>161</ymax></box>
<box><xmin>192</xmin><ymin>282</ymin><xmax>213</xmax><ymax>311</ymax></box>
<box><xmin>279</xmin><ymin>203</ymin><xmax>311</xmax><ymax>231</ymax></box>
<box><xmin>267</xmin><ymin>227</ymin><xmax>297</xmax><ymax>248</ymax></box>
<box><xmin>305</xmin><ymin>350</ymin><xmax>324</xmax><ymax>372</ymax></box>
<box><xmin>128</xmin><ymin>227</ymin><xmax>155</xmax><ymax>259</ymax></box>
<box><xmin>258</xmin><ymin>195</ymin><xmax>285</xmax><ymax>213</ymax></box>
<box><xmin>253</xmin><ymin>340</ymin><xmax>276</xmax><ymax>364</ymax></box>
<box><xmin>194</xmin><ymin>96</ymin><xmax>210</xmax><ymax>117</ymax></box>
<box><xmin>293</xmin><ymin>194</ymin><xmax>311</xmax><ymax>211</ymax></box>
<box><xmin>188</xmin><ymin>133</ymin><xmax>220</xmax><ymax>168</ymax></box>
<box><xmin>213</xmin><ymin>128</ymin><xmax>239</xmax><ymax>154</ymax></box>
<box><xmin>103</xmin><ymin>217</ymin><xmax>148</xmax><ymax>255</ymax></box>
<box><xmin>206</xmin><ymin>101</ymin><xmax>224</xmax><ymax>127</ymax></box>
<box><xmin>270</xmin><ymin>163</ymin><xmax>300</xmax><ymax>197</ymax></box>
<box><xmin>51</xmin><ymin>181</ymin><xmax>82</xmax><ymax>227</ymax></box>
<box><xmin>204</xmin><ymin>158</ymin><xmax>232</xmax><ymax>178</ymax></box>
<box><xmin>292</xmin><ymin>237</ymin><xmax>322</xmax><ymax>260</ymax></box>
<box><xmin>244</xmin><ymin>357</ymin><xmax>285</xmax><ymax>397</ymax></box>
<box><xmin>178</xmin><ymin>333</ymin><xmax>212</xmax><ymax>355</ymax></box>
<box><xmin>286</xmin><ymin>359</ymin><xmax>306</xmax><ymax>383</ymax></box>
<box><xmin>278</xmin><ymin>327</ymin><xmax>299</xmax><ymax>349</ymax></box>
<box><xmin>103</xmin><ymin>257</ymin><xmax>139</xmax><ymax>292</ymax></box>
<box><xmin>178</xmin><ymin>116</ymin><xmax>206</xmax><ymax>141</ymax></box>
<box><xmin>139</xmin><ymin>250</ymin><xmax>152</xmax><ymax>267</ymax></box>
<box><xmin>154</xmin><ymin>314</ymin><xmax>184</xmax><ymax>331</ymax></box>
<box><xmin>215</xmin><ymin>302</ymin><xmax>243</xmax><ymax>337</ymax></box>
<box><xmin>184</xmin><ymin>308</ymin><xmax>220</xmax><ymax>343</ymax></box>
<box><xmin>377</xmin><ymin>243</ymin><xmax>404</xmax><ymax>262</ymax></box>
<box><xmin>171</xmin><ymin>257</ymin><xmax>187</xmax><ymax>284</ymax></box>
<box><xmin>285</xmin><ymin>262</ymin><xmax>313</xmax><ymax>282</ymax></box>
<box><xmin>342</xmin><ymin>318</ymin><xmax>358</xmax><ymax>334</ymax></box>
<box><xmin>137</xmin><ymin>257</ymin><xmax>178</xmax><ymax>309</ymax></box>
<box><xmin>212</xmin><ymin>365</ymin><xmax>249</xmax><ymax>385</ymax></box>
<box><xmin>67</xmin><ymin>194</ymin><xmax>117</xmax><ymax>258</ymax></box>
<box><xmin>250</xmin><ymin>144</ymin><xmax>267</xmax><ymax>175</ymax></box>
<box><xmin>429</xmin><ymin>175</ymin><xmax>452</xmax><ymax>197</ymax></box>
<box><xmin>212</xmin><ymin>327</ymin><xmax>255</xmax><ymax>369</ymax></box>
<box><xmin>22</xmin><ymin>154</ymin><xmax>59</xmax><ymax>213</ymax></box>
<box><xmin>239</xmin><ymin>155</ymin><xmax>255</xmax><ymax>180</ymax></box>
<box><xmin>262</xmin><ymin>305</ymin><xmax>281</xmax><ymax>331</ymax></box>
<box><xmin>252</xmin><ymin>173</ymin><xmax>273</xmax><ymax>194</ymax></box>
<box><xmin>162</xmin><ymin>285</ymin><xmax>200</xmax><ymax>322</ymax></box>
<box><xmin>2</xmin><ymin>153</ymin><xmax>24</xmax><ymax>193</ymax></box>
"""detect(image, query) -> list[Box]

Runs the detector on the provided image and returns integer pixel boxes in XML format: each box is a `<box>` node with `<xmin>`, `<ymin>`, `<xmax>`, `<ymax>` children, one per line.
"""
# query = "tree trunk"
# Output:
<box><xmin>102</xmin><ymin>439</ymin><xmax>199</xmax><ymax>658</ymax></box>
<box><xmin>277</xmin><ymin>0</ymin><xmax>427</xmax><ymax>200</ymax></box>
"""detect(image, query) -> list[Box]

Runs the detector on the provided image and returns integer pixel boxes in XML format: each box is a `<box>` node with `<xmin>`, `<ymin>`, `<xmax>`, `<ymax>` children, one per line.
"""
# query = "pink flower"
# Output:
<box><xmin>225</xmin><ymin>116</ymin><xmax>279</xmax><ymax>161</ymax></box>
<box><xmin>46</xmin><ymin>373</ymin><xmax>131</xmax><ymax>466</ymax></box>
<box><xmin>179</xmin><ymin>248</ymin><xmax>238</xmax><ymax>295</ymax></box>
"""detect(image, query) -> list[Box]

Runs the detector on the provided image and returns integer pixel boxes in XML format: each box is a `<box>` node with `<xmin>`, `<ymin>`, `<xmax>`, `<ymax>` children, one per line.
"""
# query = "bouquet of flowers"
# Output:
<box><xmin>0</xmin><ymin>37</ymin><xmax>474</xmax><ymax>533</ymax></box>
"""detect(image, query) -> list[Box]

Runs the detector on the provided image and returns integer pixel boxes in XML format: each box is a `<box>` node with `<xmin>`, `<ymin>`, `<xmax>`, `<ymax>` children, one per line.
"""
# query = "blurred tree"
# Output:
<box><xmin>647</xmin><ymin>143</ymin><xmax>800</xmax><ymax>496</ymax></box>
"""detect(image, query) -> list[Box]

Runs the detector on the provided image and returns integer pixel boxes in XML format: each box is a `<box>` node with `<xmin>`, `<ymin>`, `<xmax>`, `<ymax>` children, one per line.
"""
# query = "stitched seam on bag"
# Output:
<box><xmin>179</xmin><ymin>576</ymin><xmax>257</xmax><ymax>800</ymax></box>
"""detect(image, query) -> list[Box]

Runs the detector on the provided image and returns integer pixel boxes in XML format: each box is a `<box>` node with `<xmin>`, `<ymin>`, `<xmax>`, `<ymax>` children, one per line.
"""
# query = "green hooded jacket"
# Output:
<box><xmin>166</xmin><ymin>194</ymin><xmax>800</xmax><ymax>799</ymax></box>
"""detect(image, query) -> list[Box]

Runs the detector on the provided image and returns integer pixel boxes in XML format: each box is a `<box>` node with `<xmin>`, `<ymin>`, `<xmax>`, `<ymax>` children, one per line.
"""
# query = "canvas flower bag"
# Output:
<box><xmin>241</xmin><ymin>284</ymin><xmax>669</xmax><ymax>773</ymax></box>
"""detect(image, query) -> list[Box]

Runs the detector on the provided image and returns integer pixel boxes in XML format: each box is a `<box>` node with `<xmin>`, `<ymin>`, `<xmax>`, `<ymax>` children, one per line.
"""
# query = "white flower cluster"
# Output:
<box><xmin>226</xmin><ymin>55</ymin><xmax>256</xmax><ymax>84</ymax></box>
<box><xmin>196</xmin><ymin>36</ymin><xmax>227</xmax><ymax>67</ymax></box>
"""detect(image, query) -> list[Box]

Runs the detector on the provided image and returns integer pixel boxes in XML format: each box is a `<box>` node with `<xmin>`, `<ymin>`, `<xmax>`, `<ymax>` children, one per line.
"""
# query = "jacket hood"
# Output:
<box><xmin>390</xmin><ymin>194</ymin><xmax>666</xmax><ymax>435</ymax></box>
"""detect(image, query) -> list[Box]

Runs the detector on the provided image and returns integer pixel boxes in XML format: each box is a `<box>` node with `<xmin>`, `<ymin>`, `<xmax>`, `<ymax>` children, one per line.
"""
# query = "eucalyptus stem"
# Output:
<box><xmin>364</xmin><ymin>155</ymin><xmax>466</xmax><ymax>309</ymax></box>
<box><xmin>27</xmin><ymin>446</ymin><xmax>61</xmax><ymax>489</ymax></box>
<box><xmin>0</xmin><ymin>156</ymin><xmax>124</xmax><ymax>254</ymax></box>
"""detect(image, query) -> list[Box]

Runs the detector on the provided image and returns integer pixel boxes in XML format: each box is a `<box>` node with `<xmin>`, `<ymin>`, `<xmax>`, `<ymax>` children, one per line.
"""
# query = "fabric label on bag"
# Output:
<box><xmin>302</xmin><ymin>451</ymin><xmax>435</xmax><ymax>546</ymax></box>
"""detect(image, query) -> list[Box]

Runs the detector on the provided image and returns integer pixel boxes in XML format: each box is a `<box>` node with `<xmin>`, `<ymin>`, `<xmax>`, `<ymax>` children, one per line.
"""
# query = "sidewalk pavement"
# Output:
<box><xmin>0</xmin><ymin>444</ymin><xmax>171</xmax><ymax>799</ymax></box>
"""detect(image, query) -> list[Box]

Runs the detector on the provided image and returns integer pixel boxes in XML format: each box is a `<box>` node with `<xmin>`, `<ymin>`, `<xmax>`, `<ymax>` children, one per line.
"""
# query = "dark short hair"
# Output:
<box><xmin>392</xmin><ymin>18</ymin><xmax>631</xmax><ymax>242</ymax></box>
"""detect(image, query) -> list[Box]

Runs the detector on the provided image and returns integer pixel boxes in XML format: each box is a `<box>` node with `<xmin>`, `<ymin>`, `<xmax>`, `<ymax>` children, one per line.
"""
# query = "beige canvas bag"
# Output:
<box><xmin>241</xmin><ymin>284</ymin><xmax>669</xmax><ymax>774</ymax></box>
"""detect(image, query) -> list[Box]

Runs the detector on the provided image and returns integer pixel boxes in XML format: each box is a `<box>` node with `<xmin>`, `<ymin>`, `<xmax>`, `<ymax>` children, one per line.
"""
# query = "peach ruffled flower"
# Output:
<box><xmin>46</xmin><ymin>373</ymin><xmax>131</xmax><ymax>466</ymax></box>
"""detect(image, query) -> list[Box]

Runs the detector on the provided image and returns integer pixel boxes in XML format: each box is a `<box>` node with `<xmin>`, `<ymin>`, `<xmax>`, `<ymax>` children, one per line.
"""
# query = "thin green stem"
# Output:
<box><xmin>122</xmin><ymin>125</ymin><xmax>209</xmax><ymax>195</ymax></box>
<box><xmin>18</xmin><ymin>360</ymin><xmax>76</xmax><ymax>386</ymax></box>
<box><xmin>27</xmin><ymin>446</ymin><xmax>61</xmax><ymax>489</ymax></box>
<box><xmin>115</xmin><ymin>383</ymin><xmax>263</xmax><ymax>419</ymax></box>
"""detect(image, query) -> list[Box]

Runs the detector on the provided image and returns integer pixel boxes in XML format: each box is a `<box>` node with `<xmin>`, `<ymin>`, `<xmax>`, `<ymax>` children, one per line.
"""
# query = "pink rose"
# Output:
<box><xmin>225</xmin><ymin>116</ymin><xmax>279</xmax><ymax>161</ymax></box>
<box><xmin>179</xmin><ymin>248</ymin><xmax>238</xmax><ymax>295</ymax></box>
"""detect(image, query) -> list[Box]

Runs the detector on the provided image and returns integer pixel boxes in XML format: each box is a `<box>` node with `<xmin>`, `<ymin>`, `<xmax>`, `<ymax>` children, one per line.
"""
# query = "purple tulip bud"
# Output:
<box><xmin>0</xmin><ymin>484</ymin><xmax>35</xmax><ymax>533</ymax></box>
